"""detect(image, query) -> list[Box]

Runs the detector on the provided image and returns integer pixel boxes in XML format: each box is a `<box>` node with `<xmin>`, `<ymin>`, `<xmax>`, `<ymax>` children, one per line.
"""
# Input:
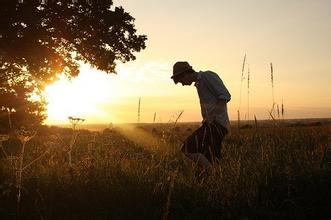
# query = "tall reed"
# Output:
<box><xmin>270</xmin><ymin>62</ymin><xmax>275</xmax><ymax>117</ymax></box>
<box><xmin>172</xmin><ymin>110</ymin><xmax>184</xmax><ymax>130</ymax></box>
<box><xmin>237</xmin><ymin>110</ymin><xmax>241</xmax><ymax>130</ymax></box>
<box><xmin>238</xmin><ymin>54</ymin><xmax>246</xmax><ymax>121</ymax></box>
<box><xmin>153</xmin><ymin>112</ymin><xmax>156</xmax><ymax>124</ymax></box>
<box><xmin>137</xmin><ymin>97</ymin><xmax>141</xmax><ymax>124</ymax></box>
<box><xmin>281</xmin><ymin>99</ymin><xmax>285</xmax><ymax>120</ymax></box>
<box><xmin>254</xmin><ymin>114</ymin><xmax>258</xmax><ymax>129</ymax></box>
<box><xmin>247</xmin><ymin>64</ymin><xmax>250</xmax><ymax>121</ymax></box>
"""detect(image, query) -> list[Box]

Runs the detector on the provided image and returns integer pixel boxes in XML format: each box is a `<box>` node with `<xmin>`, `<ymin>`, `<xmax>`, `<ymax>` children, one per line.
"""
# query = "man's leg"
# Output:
<box><xmin>183</xmin><ymin>152</ymin><xmax>212</xmax><ymax>170</ymax></box>
<box><xmin>206</xmin><ymin>122</ymin><xmax>227</xmax><ymax>164</ymax></box>
<box><xmin>181</xmin><ymin>123</ymin><xmax>213</xmax><ymax>176</ymax></box>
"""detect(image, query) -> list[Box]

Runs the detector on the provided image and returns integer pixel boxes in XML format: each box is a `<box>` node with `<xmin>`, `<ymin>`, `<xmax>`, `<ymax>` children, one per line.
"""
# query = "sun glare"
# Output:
<box><xmin>44</xmin><ymin>65</ymin><xmax>118</xmax><ymax>124</ymax></box>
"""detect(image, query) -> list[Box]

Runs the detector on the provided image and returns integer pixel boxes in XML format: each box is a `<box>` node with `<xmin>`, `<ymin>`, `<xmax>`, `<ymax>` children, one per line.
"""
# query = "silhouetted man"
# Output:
<box><xmin>171</xmin><ymin>61</ymin><xmax>231</xmax><ymax>177</ymax></box>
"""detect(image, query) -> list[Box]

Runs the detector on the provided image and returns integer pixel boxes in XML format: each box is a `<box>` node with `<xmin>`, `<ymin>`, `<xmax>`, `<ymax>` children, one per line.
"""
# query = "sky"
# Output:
<box><xmin>45</xmin><ymin>0</ymin><xmax>331</xmax><ymax>124</ymax></box>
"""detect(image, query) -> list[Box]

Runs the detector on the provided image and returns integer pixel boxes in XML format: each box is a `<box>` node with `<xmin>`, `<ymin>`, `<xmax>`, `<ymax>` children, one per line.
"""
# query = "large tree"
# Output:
<box><xmin>0</xmin><ymin>0</ymin><xmax>147</xmax><ymax>128</ymax></box>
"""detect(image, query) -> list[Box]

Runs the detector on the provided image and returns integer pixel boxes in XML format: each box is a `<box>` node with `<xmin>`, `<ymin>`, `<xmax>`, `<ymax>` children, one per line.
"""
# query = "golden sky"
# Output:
<box><xmin>45</xmin><ymin>0</ymin><xmax>331</xmax><ymax>124</ymax></box>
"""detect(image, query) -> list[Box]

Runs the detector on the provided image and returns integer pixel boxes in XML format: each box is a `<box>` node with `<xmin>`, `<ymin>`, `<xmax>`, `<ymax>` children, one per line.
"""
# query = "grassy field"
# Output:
<box><xmin>0</xmin><ymin>121</ymin><xmax>330</xmax><ymax>219</ymax></box>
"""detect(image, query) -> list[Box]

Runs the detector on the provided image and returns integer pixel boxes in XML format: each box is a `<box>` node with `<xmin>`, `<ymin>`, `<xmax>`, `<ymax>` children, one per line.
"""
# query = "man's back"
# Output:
<box><xmin>195</xmin><ymin>70</ymin><xmax>231</xmax><ymax>129</ymax></box>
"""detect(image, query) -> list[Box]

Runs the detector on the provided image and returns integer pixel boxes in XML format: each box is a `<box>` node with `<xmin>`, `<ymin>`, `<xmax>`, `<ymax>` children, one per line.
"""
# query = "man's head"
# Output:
<box><xmin>171</xmin><ymin>61</ymin><xmax>196</xmax><ymax>86</ymax></box>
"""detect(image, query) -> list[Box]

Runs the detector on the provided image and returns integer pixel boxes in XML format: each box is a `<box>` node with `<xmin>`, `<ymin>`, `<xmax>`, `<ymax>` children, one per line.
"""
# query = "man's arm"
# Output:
<box><xmin>204</xmin><ymin>72</ymin><xmax>231</xmax><ymax>102</ymax></box>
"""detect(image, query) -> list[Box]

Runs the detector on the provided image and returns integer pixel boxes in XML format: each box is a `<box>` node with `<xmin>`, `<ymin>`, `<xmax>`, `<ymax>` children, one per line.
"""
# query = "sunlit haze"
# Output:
<box><xmin>45</xmin><ymin>0</ymin><xmax>331</xmax><ymax>124</ymax></box>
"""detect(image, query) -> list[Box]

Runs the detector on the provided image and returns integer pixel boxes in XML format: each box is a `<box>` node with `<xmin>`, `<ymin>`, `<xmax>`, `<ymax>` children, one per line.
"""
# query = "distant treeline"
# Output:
<box><xmin>16</xmin><ymin>0</ymin><xmax>111</xmax><ymax>4</ymax></box>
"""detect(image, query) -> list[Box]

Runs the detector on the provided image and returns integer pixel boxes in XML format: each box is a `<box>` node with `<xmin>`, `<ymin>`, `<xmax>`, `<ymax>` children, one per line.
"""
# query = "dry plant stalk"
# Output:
<box><xmin>173</xmin><ymin>110</ymin><xmax>184</xmax><ymax>130</ymax></box>
<box><xmin>164</xmin><ymin>110</ymin><xmax>184</xmax><ymax>150</ymax></box>
<box><xmin>281</xmin><ymin>99</ymin><xmax>285</xmax><ymax>120</ymax></box>
<box><xmin>268</xmin><ymin>110</ymin><xmax>279</xmax><ymax>128</ymax></box>
<box><xmin>6</xmin><ymin>127</ymin><xmax>51</xmax><ymax>218</ymax></box>
<box><xmin>237</xmin><ymin>110</ymin><xmax>241</xmax><ymax>130</ymax></box>
<box><xmin>270</xmin><ymin>62</ymin><xmax>275</xmax><ymax>117</ymax></box>
<box><xmin>254</xmin><ymin>114</ymin><xmax>258</xmax><ymax>129</ymax></box>
<box><xmin>68</xmin><ymin>116</ymin><xmax>85</xmax><ymax>167</ymax></box>
<box><xmin>238</xmin><ymin>53</ymin><xmax>246</xmax><ymax>122</ymax></box>
<box><xmin>15</xmin><ymin>128</ymin><xmax>36</xmax><ymax>215</ymax></box>
<box><xmin>84</xmin><ymin>132</ymin><xmax>97</xmax><ymax>168</ymax></box>
<box><xmin>153</xmin><ymin>112</ymin><xmax>156</xmax><ymax>124</ymax></box>
<box><xmin>137</xmin><ymin>97</ymin><xmax>141</xmax><ymax>124</ymax></box>
<box><xmin>247</xmin><ymin>64</ymin><xmax>250</xmax><ymax>121</ymax></box>
<box><xmin>152</xmin><ymin>112</ymin><xmax>157</xmax><ymax>132</ymax></box>
<box><xmin>0</xmin><ymin>134</ymin><xmax>9</xmax><ymax>157</ymax></box>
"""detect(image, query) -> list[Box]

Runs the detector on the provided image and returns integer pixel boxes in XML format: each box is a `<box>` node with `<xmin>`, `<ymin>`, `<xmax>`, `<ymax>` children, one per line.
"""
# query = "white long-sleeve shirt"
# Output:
<box><xmin>194</xmin><ymin>71</ymin><xmax>231</xmax><ymax>130</ymax></box>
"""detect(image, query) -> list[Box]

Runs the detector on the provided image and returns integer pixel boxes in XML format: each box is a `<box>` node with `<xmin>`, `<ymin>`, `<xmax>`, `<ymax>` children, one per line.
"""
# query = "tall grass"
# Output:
<box><xmin>0</xmin><ymin>123</ymin><xmax>329</xmax><ymax>219</ymax></box>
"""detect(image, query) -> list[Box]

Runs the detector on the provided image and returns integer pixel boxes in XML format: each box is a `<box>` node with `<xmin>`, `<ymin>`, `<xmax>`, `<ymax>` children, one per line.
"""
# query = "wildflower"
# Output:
<box><xmin>68</xmin><ymin>116</ymin><xmax>85</xmax><ymax>127</ymax></box>
<box><xmin>16</xmin><ymin>127</ymin><xmax>36</xmax><ymax>144</ymax></box>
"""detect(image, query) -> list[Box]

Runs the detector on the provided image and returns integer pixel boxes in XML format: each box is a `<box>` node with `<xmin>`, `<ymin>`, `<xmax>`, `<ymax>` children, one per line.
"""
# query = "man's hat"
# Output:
<box><xmin>171</xmin><ymin>61</ymin><xmax>193</xmax><ymax>80</ymax></box>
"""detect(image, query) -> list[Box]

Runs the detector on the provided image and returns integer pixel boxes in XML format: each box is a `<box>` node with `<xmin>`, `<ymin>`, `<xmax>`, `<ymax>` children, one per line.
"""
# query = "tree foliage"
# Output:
<box><xmin>0</xmin><ymin>80</ymin><xmax>46</xmax><ymax>132</ymax></box>
<box><xmin>0</xmin><ymin>0</ymin><xmax>147</xmax><ymax>128</ymax></box>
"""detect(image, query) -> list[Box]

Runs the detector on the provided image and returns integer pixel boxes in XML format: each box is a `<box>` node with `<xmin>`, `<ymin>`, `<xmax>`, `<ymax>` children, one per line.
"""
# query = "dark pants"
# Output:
<box><xmin>181</xmin><ymin>121</ymin><xmax>228</xmax><ymax>164</ymax></box>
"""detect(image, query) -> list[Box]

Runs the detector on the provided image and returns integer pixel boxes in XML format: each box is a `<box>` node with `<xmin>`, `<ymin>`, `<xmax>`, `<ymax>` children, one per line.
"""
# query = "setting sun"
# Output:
<box><xmin>44</xmin><ymin>64</ymin><xmax>119</xmax><ymax>124</ymax></box>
